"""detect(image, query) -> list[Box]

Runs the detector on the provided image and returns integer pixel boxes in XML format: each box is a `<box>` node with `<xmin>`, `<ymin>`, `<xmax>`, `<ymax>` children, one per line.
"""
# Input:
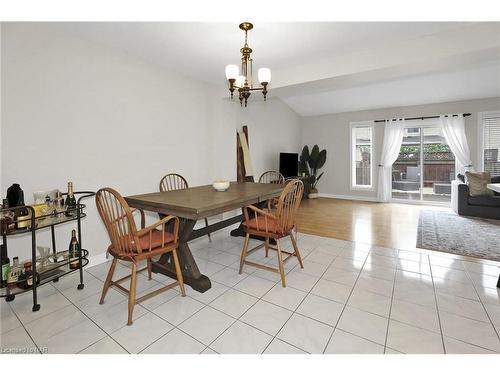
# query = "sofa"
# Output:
<box><xmin>451</xmin><ymin>176</ymin><xmax>500</xmax><ymax>219</ymax></box>
<box><xmin>392</xmin><ymin>166</ymin><xmax>420</xmax><ymax>191</ymax></box>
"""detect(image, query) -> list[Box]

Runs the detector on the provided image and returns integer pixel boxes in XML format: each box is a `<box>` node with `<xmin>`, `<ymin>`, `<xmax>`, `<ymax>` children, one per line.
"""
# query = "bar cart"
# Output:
<box><xmin>0</xmin><ymin>191</ymin><xmax>94</xmax><ymax>311</ymax></box>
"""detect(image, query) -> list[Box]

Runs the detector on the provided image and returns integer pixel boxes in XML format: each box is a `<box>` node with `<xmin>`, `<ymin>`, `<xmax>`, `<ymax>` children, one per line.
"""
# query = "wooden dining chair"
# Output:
<box><xmin>96</xmin><ymin>187</ymin><xmax>185</xmax><ymax>326</ymax></box>
<box><xmin>239</xmin><ymin>179</ymin><xmax>305</xmax><ymax>287</ymax></box>
<box><xmin>258</xmin><ymin>170</ymin><xmax>285</xmax><ymax>212</ymax></box>
<box><xmin>258</xmin><ymin>170</ymin><xmax>285</xmax><ymax>184</ymax></box>
<box><xmin>159</xmin><ymin>173</ymin><xmax>211</xmax><ymax>242</ymax></box>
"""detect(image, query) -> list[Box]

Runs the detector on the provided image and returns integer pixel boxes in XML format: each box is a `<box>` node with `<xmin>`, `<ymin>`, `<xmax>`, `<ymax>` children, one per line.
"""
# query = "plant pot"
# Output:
<box><xmin>308</xmin><ymin>188</ymin><xmax>319</xmax><ymax>199</ymax></box>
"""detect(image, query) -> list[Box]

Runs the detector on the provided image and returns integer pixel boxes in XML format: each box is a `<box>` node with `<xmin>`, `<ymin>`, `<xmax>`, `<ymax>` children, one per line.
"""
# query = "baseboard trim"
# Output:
<box><xmin>317</xmin><ymin>193</ymin><xmax>379</xmax><ymax>202</ymax></box>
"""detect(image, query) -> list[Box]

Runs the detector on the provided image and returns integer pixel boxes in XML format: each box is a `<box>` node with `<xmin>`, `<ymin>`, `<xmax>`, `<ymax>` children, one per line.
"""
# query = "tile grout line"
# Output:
<box><xmin>81</xmin><ymin>262</ymin><xmax>230</xmax><ymax>353</ymax></box>
<box><xmin>321</xmin><ymin>244</ymin><xmax>373</xmax><ymax>354</ymax></box>
<box><xmin>382</xmin><ymin>251</ymin><xmax>398</xmax><ymax>354</ymax></box>
<box><xmin>428</xmin><ymin>254</ymin><xmax>448</xmax><ymax>354</ymax></box>
<box><xmin>7</xmin><ymin>283</ymin><xmax>96</xmax><ymax>353</ymax></box>
<box><xmin>138</xmin><ymin>241</ymin><xmax>316</xmax><ymax>353</ymax></box>
<box><xmin>51</xmin><ymin>277</ymin><xmax>131</xmax><ymax>354</ymax></box>
<box><xmin>3</xmin><ymin>298</ymin><xmax>43</xmax><ymax>354</ymax></box>
<box><xmin>135</xmin><ymin>238</ymin><xmax>291</xmax><ymax>353</ymax></box>
<box><xmin>6</xmin><ymin>232</ymin><xmax>499</xmax><ymax>355</ymax></box>
<box><xmin>462</xmin><ymin>266</ymin><xmax>500</xmax><ymax>343</ymax></box>
<box><xmin>258</xmin><ymin>237</ymin><xmax>329</xmax><ymax>354</ymax></box>
<box><xmin>138</xmin><ymin>292</ymin><xmax>233</xmax><ymax>353</ymax></box>
<box><xmin>205</xmin><ymin>235</ymin><xmax>315</xmax><ymax>352</ymax></box>
<box><xmin>5</xmin><ymin>276</ymin><xmax>126</xmax><ymax>354</ymax></box>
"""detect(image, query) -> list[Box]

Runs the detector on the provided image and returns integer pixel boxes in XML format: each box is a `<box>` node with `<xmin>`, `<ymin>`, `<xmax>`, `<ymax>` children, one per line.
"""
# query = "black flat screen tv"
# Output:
<box><xmin>279</xmin><ymin>153</ymin><xmax>299</xmax><ymax>178</ymax></box>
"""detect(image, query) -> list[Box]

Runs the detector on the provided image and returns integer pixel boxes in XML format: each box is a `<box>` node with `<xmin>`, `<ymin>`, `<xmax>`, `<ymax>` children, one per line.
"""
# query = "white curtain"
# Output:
<box><xmin>377</xmin><ymin>119</ymin><xmax>405</xmax><ymax>202</ymax></box>
<box><xmin>440</xmin><ymin>114</ymin><xmax>474</xmax><ymax>174</ymax></box>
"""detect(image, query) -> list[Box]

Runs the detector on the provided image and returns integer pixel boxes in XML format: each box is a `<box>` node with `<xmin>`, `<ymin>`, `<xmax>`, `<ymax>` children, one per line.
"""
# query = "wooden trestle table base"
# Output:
<box><xmin>125</xmin><ymin>182</ymin><xmax>283</xmax><ymax>292</ymax></box>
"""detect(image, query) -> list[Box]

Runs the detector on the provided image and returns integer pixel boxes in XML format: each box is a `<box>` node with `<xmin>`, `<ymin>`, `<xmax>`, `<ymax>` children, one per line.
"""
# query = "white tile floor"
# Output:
<box><xmin>1</xmin><ymin>227</ymin><xmax>500</xmax><ymax>354</ymax></box>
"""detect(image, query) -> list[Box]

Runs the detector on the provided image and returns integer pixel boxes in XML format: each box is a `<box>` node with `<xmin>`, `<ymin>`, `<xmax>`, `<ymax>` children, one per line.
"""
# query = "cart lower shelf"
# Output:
<box><xmin>0</xmin><ymin>249</ymin><xmax>89</xmax><ymax>299</ymax></box>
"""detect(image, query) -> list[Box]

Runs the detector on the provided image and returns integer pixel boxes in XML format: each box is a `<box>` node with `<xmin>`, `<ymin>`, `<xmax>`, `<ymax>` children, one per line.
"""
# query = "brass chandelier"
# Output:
<box><xmin>225</xmin><ymin>22</ymin><xmax>271</xmax><ymax>107</ymax></box>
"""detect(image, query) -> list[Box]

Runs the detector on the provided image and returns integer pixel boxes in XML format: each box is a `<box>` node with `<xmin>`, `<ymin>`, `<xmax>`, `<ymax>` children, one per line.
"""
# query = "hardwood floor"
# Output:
<box><xmin>296</xmin><ymin>197</ymin><xmax>450</xmax><ymax>250</ymax></box>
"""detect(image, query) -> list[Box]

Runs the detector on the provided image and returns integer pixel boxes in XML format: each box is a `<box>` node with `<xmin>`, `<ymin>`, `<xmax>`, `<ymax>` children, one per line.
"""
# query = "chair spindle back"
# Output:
<box><xmin>258</xmin><ymin>171</ymin><xmax>285</xmax><ymax>184</ymax></box>
<box><xmin>159</xmin><ymin>173</ymin><xmax>188</xmax><ymax>192</ymax></box>
<box><xmin>276</xmin><ymin>179</ymin><xmax>304</xmax><ymax>233</ymax></box>
<box><xmin>96</xmin><ymin>188</ymin><xmax>138</xmax><ymax>255</ymax></box>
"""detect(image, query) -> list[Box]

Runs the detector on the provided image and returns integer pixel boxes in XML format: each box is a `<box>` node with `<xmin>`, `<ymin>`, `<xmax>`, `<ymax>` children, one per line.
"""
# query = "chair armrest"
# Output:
<box><xmin>243</xmin><ymin>205</ymin><xmax>278</xmax><ymax>234</ymax></box>
<box><xmin>245</xmin><ymin>205</ymin><xmax>277</xmax><ymax>220</ymax></box>
<box><xmin>135</xmin><ymin>215</ymin><xmax>180</xmax><ymax>252</ymax></box>
<box><xmin>136</xmin><ymin>215</ymin><xmax>179</xmax><ymax>238</ymax></box>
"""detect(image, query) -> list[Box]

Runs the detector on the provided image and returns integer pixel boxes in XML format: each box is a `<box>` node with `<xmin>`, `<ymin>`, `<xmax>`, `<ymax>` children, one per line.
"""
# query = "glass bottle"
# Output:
<box><xmin>15</xmin><ymin>190</ymin><xmax>30</xmax><ymax>230</ymax></box>
<box><xmin>65</xmin><ymin>182</ymin><xmax>77</xmax><ymax>217</ymax></box>
<box><xmin>7</xmin><ymin>257</ymin><xmax>22</xmax><ymax>287</ymax></box>
<box><xmin>1</xmin><ymin>244</ymin><xmax>10</xmax><ymax>288</ymax></box>
<box><xmin>1</xmin><ymin>199</ymin><xmax>15</xmax><ymax>234</ymax></box>
<box><xmin>17</xmin><ymin>261</ymin><xmax>39</xmax><ymax>289</ymax></box>
<box><xmin>54</xmin><ymin>191</ymin><xmax>65</xmax><ymax>218</ymax></box>
<box><xmin>68</xmin><ymin>229</ymin><xmax>80</xmax><ymax>269</ymax></box>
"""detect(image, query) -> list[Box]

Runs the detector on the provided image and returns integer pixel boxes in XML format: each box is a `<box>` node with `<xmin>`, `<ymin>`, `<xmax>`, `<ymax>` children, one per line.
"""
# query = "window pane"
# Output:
<box><xmin>353</xmin><ymin>126</ymin><xmax>372</xmax><ymax>186</ymax></box>
<box><xmin>484</xmin><ymin>116</ymin><xmax>500</xmax><ymax>177</ymax></box>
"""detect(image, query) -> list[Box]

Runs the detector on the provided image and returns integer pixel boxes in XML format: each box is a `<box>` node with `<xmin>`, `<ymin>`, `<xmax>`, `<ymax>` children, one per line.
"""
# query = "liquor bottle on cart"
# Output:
<box><xmin>1</xmin><ymin>244</ymin><xmax>10</xmax><ymax>288</ymax></box>
<box><xmin>65</xmin><ymin>182</ymin><xmax>77</xmax><ymax>217</ymax></box>
<box><xmin>68</xmin><ymin>229</ymin><xmax>80</xmax><ymax>269</ymax></box>
<box><xmin>14</xmin><ymin>190</ymin><xmax>30</xmax><ymax>230</ymax></box>
<box><xmin>7</xmin><ymin>257</ymin><xmax>22</xmax><ymax>287</ymax></box>
<box><xmin>54</xmin><ymin>191</ymin><xmax>65</xmax><ymax>218</ymax></box>
<box><xmin>1</xmin><ymin>199</ymin><xmax>15</xmax><ymax>235</ymax></box>
<box><xmin>17</xmin><ymin>261</ymin><xmax>40</xmax><ymax>289</ymax></box>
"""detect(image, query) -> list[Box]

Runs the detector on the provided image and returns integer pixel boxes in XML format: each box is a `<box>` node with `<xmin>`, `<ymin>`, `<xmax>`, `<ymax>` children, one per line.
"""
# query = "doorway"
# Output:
<box><xmin>392</xmin><ymin>125</ymin><xmax>455</xmax><ymax>204</ymax></box>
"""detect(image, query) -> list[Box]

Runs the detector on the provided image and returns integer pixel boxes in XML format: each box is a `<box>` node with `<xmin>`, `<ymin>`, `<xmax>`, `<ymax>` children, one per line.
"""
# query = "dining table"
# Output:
<box><xmin>486</xmin><ymin>183</ymin><xmax>500</xmax><ymax>194</ymax></box>
<box><xmin>125</xmin><ymin>182</ymin><xmax>283</xmax><ymax>292</ymax></box>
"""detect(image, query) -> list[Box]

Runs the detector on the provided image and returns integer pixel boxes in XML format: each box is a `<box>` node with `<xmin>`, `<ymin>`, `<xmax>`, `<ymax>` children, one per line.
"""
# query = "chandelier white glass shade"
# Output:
<box><xmin>225</xmin><ymin>64</ymin><xmax>239</xmax><ymax>80</ymax></box>
<box><xmin>225</xmin><ymin>22</ymin><xmax>271</xmax><ymax>107</ymax></box>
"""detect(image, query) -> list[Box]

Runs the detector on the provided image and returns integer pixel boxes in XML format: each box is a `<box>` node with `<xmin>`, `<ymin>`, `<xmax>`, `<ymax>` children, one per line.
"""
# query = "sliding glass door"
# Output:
<box><xmin>392</xmin><ymin>128</ymin><xmax>421</xmax><ymax>201</ymax></box>
<box><xmin>392</xmin><ymin>125</ymin><xmax>455</xmax><ymax>204</ymax></box>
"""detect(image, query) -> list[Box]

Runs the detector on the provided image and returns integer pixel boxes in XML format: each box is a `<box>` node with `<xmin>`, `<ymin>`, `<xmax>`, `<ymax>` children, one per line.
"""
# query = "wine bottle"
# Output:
<box><xmin>17</xmin><ymin>261</ymin><xmax>40</xmax><ymax>289</ymax></box>
<box><xmin>65</xmin><ymin>182</ymin><xmax>77</xmax><ymax>217</ymax></box>
<box><xmin>68</xmin><ymin>229</ymin><xmax>80</xmax><ymax>269</ymax></box>
<box><xmin>7</xmin><ymin>257</ymin><xmax>22</xmax><ymax>287</ymax></box>
<box><xmin>1</xmin><ymin>244</ymin><xmax>10</xmax><ymax>288</ymax></box>
<box><xmin>15</xmin><ymin>190</ymin><xmax>30</xmax><ymax>230</ymax></box>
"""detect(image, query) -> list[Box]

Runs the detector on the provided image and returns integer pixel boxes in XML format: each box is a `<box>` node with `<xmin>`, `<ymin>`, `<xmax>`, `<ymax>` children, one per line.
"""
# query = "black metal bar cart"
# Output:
<box><xmin>0</xmin><ymin>191</ymin><xmax>95</xmax><ymax>311</ymax></box>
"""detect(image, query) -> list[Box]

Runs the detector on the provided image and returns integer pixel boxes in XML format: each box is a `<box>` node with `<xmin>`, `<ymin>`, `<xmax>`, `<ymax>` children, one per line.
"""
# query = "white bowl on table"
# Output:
<box><xmin>212</xmin><ymin>180</ymin><xmax>230</xmax><ymax>192</ymax></box>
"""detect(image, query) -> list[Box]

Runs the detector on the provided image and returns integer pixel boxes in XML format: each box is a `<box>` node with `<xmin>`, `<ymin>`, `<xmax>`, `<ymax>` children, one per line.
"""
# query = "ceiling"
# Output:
<box><xmin>55</xmin><ymin>22</ymin><xmax>500</xmax><ymax>116</ymax></box>
<box><xmin>282</xmin><ymin>62</ymin><xmax>500</xmax><ymax>116</ymax></box>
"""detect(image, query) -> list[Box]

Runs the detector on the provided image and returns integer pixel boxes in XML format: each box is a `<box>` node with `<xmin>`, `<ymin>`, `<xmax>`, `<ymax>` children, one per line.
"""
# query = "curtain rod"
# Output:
<box><xmin>374</xmin><ymin>113</ymin><xmax>471</xmax><ymax>123</ymax></box>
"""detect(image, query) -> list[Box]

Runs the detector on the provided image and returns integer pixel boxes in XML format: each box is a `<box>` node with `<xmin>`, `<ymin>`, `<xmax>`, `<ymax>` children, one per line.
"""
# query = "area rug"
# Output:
<box><xmin>416</xmin><ymin>209</ymin><xmax>500</xmax><ymax>261</ymax></box>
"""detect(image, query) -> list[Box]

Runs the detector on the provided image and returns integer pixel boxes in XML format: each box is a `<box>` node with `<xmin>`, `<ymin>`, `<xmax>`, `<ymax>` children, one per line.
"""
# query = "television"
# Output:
<box><xmin>279</xmin><ymin>152</ymin><xmax>299</xmax><ymax>178</ymax></box>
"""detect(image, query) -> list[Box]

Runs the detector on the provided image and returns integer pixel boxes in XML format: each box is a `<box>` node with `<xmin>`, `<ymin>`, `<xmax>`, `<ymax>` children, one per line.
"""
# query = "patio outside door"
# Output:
<box><xmin>392</xmin><ymin>126</ymin><xmax>455</xmax><ymax>204</ymax></box>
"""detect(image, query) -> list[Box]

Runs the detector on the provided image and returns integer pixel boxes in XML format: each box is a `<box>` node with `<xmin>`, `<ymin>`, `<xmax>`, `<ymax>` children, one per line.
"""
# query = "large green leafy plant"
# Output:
<box><xmin>299</xmin><ymin>145</ymin><xmax>327</xmax><ymax>190</ymax></box>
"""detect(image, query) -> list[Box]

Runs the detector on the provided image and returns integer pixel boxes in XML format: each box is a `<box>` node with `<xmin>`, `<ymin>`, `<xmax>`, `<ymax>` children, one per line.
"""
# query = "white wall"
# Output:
<box><xmin>209</xmin><ymin>96</ymin><xmax>301</xmax><ymax>182</ymax></box>
<box><xmin>1</xmin><ymin>23</ymin><xmax>300</xmax><ymax>261</ymax></box>
<box><xmin>300</xmin><ymin>97</ymin><xmax>500</xmax><ymax>200</ymax></box>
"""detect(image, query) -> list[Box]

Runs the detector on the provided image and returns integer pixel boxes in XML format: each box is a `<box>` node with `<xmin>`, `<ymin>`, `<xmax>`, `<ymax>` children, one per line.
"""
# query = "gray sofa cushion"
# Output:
<box><xmin>468</xmin><ymin>195</ymin><xmax>500</xmax><ymax>207</ymax></box>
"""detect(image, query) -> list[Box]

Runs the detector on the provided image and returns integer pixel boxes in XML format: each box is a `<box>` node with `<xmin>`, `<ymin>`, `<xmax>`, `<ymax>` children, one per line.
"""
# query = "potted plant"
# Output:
<box><xmin>299</xmin><ymin>144</ymin><xmax>327</xmax><ymax>199</ymax></box>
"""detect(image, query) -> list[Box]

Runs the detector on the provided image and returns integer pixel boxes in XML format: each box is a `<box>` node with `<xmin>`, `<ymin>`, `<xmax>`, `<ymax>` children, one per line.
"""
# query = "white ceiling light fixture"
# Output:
<box><xmin>225</xmin><ymin>22</ymin><xmax>271</xmax><ymax>107</ymax></box>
